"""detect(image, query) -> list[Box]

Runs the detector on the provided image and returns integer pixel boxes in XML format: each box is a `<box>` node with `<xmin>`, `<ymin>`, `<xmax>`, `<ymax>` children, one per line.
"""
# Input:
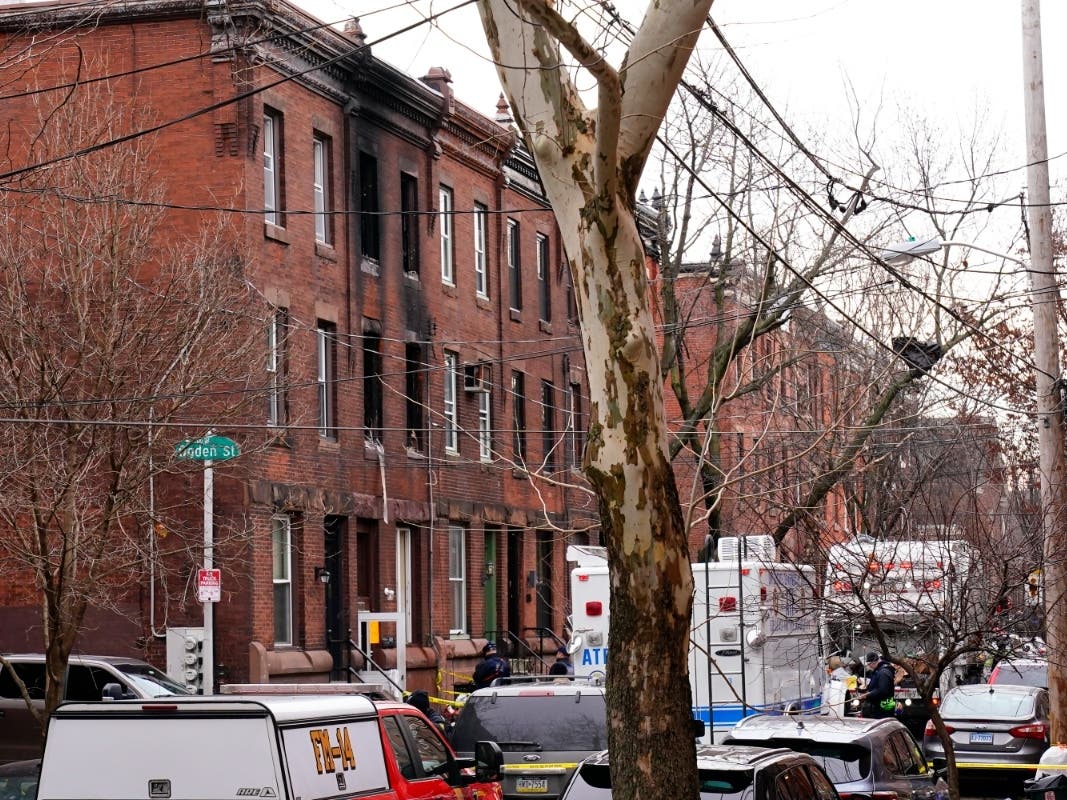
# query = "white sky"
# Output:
<box><xmin>297</xmin><ymin>0</ymin><xmax>1066</xmax><ymax>223</ymax></box>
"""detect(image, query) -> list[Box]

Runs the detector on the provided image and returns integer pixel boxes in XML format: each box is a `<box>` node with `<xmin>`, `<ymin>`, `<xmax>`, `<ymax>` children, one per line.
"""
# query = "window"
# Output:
<box><xmin>565</xmin><ymin>381</ymin><xmax>583</xmax><ymax>467</ymax></box>
<box><xmin>313</xmin><ymin>135</ymin><xmax>330</xmax><ymax>244</ymax></box>
<box><xmin>263</xmin><ymin>110</ymin><xmax>282</xmax><ymax>226</ymax></box>
<box><xmin>401</xmin><ymin>173</ymin><xmax>419</xmax><ymax>275</ymax></box>
<box><xmin>508</xmin><ymin>219</ymin><xmax>521</xmax><ymax>310</ymax></box>
<box><xmin>478</xmin><ymin>389</ymin><xmax>492</xmax><ymax>461</ymax></box>
<box><xmin>316</xmin><ymin>321</ymin><xmax>337</xmax><ymax>439</ymax></box>
<box><xmin>272</xmin><ymin>515</ymin><xmax>292</xmax><ymax>645</ymax></box>
<box><xmin>512</xmin><ymin>371</ymin><xmax>526</xmax><ymax>461</ymax></box>
<box><xmin>443</xmin><ymin>351</ymin><xmax>459</xmax><ymax>452</ymax></box>
<box><xmin>448</xmin><ymin>525</ymin><xmax>466</xmax><ymax>634</ymax></box>
<box><xmin>359</xmin><ymin>152</ymin><xmax>380</xmax><ymax>261</ymax></box>
<box><xmin>474</xmin><ymin>203</ymin><xmax>488</xmax><ymax>298</ymax></box>
<box><xmin>541</xmin><ymin>380</ymin><xmax>556</xmax><ymax>471</ymax></box>
<box><xmin>405</xmin><ymin>343</ymin><xmax>425</xmax><ymax>451</ymax></box>
<box><xmin>381</xmin><ymin>717</ymin><xmax>416</xmax><ymax>780</ymax></box>
<box><xmin>537</xmin><ymin>233</ymin><xmax>551</xmax><ymax>321</ymax></box>
<box><xmin>439</xmin><ymin>186</ymin><xmax>454</xmax><ymax>285</ymax></box>
<box><xmin>364</xmin><ymin>331</ymin><xmax>383</xmax><ymax>444</ymax></box>
<box><xmin>267</xmin><ymin>307</ymin><xmax>288</xmax><ymax>427</ymax></box>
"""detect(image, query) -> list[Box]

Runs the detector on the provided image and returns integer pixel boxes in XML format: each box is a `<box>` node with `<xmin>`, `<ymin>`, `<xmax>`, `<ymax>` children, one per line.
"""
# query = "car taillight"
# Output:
<box><xmin>1009</xmin><ymin>723</ymin><xmax>1048</xmax><ymax>740</ymax></box>
<box><xmin>924</xmin><ymin>720</ymin><xmax>954</xmax><ymax>736</ymax></box>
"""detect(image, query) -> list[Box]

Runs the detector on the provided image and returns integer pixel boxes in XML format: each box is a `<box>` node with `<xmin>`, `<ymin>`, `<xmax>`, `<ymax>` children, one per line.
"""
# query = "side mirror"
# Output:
<box><xmin>475</xmin><ymin>740</ymin><xmax>504</xmax><ymax>782</ymax></box>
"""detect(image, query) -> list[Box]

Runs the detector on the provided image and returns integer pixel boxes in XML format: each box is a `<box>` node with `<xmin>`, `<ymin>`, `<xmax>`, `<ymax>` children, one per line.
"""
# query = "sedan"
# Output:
<box><xmin>922</xmin><ymin>684</ymin><xmax>1049</xmax><ymax>777</ymax></box>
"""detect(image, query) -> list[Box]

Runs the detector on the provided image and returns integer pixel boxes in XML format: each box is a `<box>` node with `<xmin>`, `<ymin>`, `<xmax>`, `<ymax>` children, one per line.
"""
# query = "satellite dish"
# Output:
<box><xmin>566</xmin><ymin>635</ymin><xmax>583</xmax><ymax>655</ymax></box>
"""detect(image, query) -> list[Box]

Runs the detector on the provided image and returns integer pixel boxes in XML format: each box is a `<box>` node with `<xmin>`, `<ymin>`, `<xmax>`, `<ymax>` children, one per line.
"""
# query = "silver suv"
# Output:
<box><xmin>449</xmin><ymin>676</ymin><xmax>607</xmax><ymax>800</ymax></box>
<box><xmin>0</xmin><ymin>654</ymin><xmax>189</xmax><ymax>763</ymax></box>
<box><xmin>722</xmin><ymin>714</ymin><xmax>947</xmax><ymax>800</ymax></box>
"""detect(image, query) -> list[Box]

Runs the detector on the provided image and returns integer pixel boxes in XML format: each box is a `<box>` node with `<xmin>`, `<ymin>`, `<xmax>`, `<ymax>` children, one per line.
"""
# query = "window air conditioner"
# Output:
<box><xmin>463</xmin><ymin>362</ymin><xmax>492</xmax><ymax>392</ymax></box>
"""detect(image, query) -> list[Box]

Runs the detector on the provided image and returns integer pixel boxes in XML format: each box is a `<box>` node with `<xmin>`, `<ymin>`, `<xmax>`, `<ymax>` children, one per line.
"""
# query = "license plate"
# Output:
<box><xmin>515</xmin><ymin>779</ymin><xmax>549</xmax><ymax>794</ymax></box>
<box><xmin>970</xmin><ymin>732</ymin><xmax>994</xmax><ymax>744</ymax></box>
<box><xmin>895</xmin><ymin>688</ymin><xmax>920</xmax><ymax>699</ymax></box>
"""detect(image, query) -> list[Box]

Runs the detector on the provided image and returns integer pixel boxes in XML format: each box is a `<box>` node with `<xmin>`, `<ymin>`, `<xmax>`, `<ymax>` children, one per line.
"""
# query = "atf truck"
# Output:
<box><xmin>567</xmin><ymin>536</ymin><xmax>822</xmax><ymax>742</ymax></box>
<box><xmin>819</xmin><ymin>534</ymin><xmax>977</xmax><ymax>737</ymax></box>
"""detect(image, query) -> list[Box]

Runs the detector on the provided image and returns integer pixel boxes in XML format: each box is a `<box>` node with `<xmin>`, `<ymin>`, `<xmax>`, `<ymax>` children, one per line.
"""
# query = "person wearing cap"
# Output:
<box><xmin>860</xmin><ymin>652</ymin><xmax>897</xmax><ymax>719</ymax></box>
<box><xmin>406</xmin><ymin>689</ymin><xmax>448</xmax><ymax>732</ymax></box>
<box><xmin>549</xmin><ymin>646</ymin><xmax>573</xmax><ymax>676</ymax></box>
<box><xmin>472</xmin><ymin>641</ymin><xmax>511</xmax><ymax>689</ymax></box>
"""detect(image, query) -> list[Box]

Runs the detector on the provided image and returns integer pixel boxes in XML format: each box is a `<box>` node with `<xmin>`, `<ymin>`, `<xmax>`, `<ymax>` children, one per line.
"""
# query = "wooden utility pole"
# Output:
<box><xmin>1021</xmin><ymin>0</ymin><xmax>1067</xmax><ymax>744</ymax></box>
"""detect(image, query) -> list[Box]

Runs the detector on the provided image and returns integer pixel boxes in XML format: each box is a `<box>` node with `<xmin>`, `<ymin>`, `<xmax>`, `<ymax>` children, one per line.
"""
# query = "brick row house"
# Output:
<box><xmin>0</xmin><ymin>0</ymin><xmax>598</xmax><ymax>692</ymax></box>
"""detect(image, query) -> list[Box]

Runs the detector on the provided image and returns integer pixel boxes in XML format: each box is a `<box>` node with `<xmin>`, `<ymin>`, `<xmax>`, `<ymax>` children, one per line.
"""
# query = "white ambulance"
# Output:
<box><xmin>567</xmin><ymin>536</ymin><xmax>822</xmax><ymax>742</ymax></box>
<box><xmin>36</xmin><ymin>694</ymin><xmax>503</xmax><ymax>800</ymax></box>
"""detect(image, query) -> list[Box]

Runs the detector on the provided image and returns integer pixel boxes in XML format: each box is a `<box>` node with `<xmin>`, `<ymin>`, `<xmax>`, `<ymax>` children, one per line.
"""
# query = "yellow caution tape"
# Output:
<box><xmin>931</xmin><ymin>762</ymin><xmax>1067</xmax><ymax>770</ymax></box>
<box><xmin>501</xmin><ymin>764</ymin><xmax>578</xmax><ymax>772</ymax></box>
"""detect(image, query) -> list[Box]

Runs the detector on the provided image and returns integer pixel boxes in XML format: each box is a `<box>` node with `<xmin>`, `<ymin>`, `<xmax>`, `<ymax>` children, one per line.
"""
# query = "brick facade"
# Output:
<box><xmin>0</xmin><ymin>0</ymin><xmax>596</xmax><ymax>695</ymax></box>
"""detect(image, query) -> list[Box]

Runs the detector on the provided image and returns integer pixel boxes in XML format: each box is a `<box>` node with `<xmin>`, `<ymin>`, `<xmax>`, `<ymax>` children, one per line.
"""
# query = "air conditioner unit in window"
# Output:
<box><xmin>463</xmin><ymin>362</ymin><xmax>492</xmax><ymax>392</ymax></box>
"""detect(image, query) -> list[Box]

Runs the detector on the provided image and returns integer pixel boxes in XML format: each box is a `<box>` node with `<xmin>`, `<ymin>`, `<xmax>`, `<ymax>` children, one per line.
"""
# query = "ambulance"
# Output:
<box><xmin>36</xmin><ymin>694</ymin><xmax>503</xmax><ymax>800</ymax></box>
<box><xmin>567</xmin><ymin>535</ymin><xmax>822</xmax><ymax>741</ymax></box>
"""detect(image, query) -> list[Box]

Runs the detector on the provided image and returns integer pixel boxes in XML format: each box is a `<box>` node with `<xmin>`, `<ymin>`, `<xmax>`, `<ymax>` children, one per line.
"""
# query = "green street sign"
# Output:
<box><xmin>175</xmin><ymin>434</ymin><xmax>240</xmax><ymax>462</ymax></box>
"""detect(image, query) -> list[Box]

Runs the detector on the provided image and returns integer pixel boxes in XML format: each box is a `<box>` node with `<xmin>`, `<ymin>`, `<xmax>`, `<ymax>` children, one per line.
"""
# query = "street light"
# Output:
<box><xmin>879</xmin><ymin>238</ymin><xmax>1025</xmax><ymax>268</ymax></box>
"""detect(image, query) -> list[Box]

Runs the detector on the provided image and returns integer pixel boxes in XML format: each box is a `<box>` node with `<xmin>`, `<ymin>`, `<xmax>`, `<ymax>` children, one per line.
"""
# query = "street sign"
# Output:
<box><xmin>197</xmin><ymin>568</ymin><xmax>221</xmax><ymax>603</ymax></box>
<box><xmin>175</xmin><ymin>435</ymin><xmax>240</xmax><ymax>461</ymax></box>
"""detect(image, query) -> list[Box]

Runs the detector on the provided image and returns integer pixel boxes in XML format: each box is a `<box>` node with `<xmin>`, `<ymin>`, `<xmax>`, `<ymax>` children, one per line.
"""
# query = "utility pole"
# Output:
<box><xmin>1021</xmin><ymin>0</ymin><xmax>1067</xmax><ymax>743</ymax></box>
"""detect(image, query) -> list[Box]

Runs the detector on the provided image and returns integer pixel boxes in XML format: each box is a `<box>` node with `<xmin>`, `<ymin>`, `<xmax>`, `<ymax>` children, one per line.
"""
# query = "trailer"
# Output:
<box><xmin>567</xmin><ymin>536</ymin><xmax>822</xmax><ymax>742</ymax></box>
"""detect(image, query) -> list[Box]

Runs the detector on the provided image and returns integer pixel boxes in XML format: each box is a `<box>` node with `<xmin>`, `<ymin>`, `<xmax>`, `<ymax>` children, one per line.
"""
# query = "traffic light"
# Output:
<box><xmin>182</xmin><ymin>631</ymin><xmax>205</xmax><ymax>694</ymax></box>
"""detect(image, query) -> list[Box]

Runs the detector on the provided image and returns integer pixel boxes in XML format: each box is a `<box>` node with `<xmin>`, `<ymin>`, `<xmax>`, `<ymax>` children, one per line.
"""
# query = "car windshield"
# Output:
<box><xmin>728</xmin><ymin>739</ymin><xmax>870</xmax><ymax>783</ymax></box>
<box><xmin>563</xmin><ymin>762</ymin><xmax>752</xmax><ymax>800</ymax></box>
<box><xmin>991</xmin><ymin>663</ymin><xmax>1047</xmax><ymax>688</ymax></box>
<box><xmin>451</xmin><ymin>693</ymin><xmax>607</xmax><ymax>752</ymax></box>
<box><xmin>942</xmin><ymin>690</ymin><xmax>1034</xmax><ymax>719</ymax></box>
<box><xmin>114</xmin><ymin>663</ymin><xmax>190</xmax><ymax>696</ymax></box>
<box><xmin>0</xmin><ymin>760</ymin><xmax>39</xmax><ymax>800</ymax></box>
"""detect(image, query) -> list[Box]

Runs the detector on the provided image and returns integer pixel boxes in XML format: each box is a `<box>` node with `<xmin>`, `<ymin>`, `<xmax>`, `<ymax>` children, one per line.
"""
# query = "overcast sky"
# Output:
<box><xmin>299</xmin><ymin>0</ymin><xmax>1066</xmax><ymax>220</ymax></box>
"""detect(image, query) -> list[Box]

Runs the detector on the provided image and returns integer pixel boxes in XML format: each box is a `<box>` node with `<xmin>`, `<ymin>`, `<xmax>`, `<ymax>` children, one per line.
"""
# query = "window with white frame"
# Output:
<box><xmin>508</xmin><ymin>218</ymin><xmax>521</xmax><ymax>310</ymax></box>
<box><xmin>313</xmin><ymin>135</ymin><xmax>330</xmax><ymax>244</ymax></box>
<box><xmin>316</xmin><ymin>321</ymin><xmax>337</xmax><ymax>439</ymax></box>
<box><xmin>272</xmin><ymin>515</ymin><xmax>292</xmax><ymax>645</ymax></box>
<box><xmin>267</xmin><ymin>307</ymin><xmax>288</xmax><ymax>427</ymax></box>
<box><xmin>263</xmin><ymin>111</ymin><xmax>281</xmax><ymax>227</ymax></box>
<box><xmin>537</xmin><ymin>233</ymin><xmax>551</xmax><ymax>321</ymax></box>
<box><xmin>478</xmin><ymin>388</ymin><xmax>492</xmax><ymax>461</ymax></box>
<box><xmin>443</xmin><ymin>351</ymin><xmax>459</xmax><ymax>452</ymax></box>
<box><xmin>448</xmin><ymin>525</ymin><xmax>466</xmax><ymax>635</ymax></box>
<box><xmin>439</xmin><ymin>186</ymin><xmax>454</xmax><ymax>285</ymax></box>
<box><xmin>474</xmin><ymin>203</ymin><xmax>488</xmax><ymax>298</ymax></box>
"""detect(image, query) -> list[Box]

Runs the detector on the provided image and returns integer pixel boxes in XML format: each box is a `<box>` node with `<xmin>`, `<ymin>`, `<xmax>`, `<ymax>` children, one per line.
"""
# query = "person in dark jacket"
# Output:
<box><xmin>472</xmin><ymin>642</ymin><xmax>510</xmax><ymax>689</ymax></box>
<box><xmin>406</xmin><ymin>689</ymin><xmax>448</xmax><ymax>733</ymax></box>
<box><xmin>860</xmin><ymin>652</ymin><xmax>898</xmax><ymax>719</ymax></box>
<box><xmin>548</xmin><ymin>646</ymin><xmax>573</xmax><ymax>676</ymax></box>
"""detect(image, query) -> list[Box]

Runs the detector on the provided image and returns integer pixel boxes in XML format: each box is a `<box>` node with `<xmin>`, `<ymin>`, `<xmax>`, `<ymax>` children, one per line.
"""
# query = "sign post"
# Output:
<box><xmin>176</xmin><ymin>433</ymin><xmax>240</xmax><ymax>693</ymax></box>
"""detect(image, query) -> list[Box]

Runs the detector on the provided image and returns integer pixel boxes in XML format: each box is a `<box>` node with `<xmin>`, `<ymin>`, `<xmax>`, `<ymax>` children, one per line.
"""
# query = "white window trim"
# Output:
<box><xmin>317</xmin><ymin>324</ymin><xmax>334</xmax><ymax>438</ymax></box>
<box><xmin>263</xmin><ymin>113</ymin><xmax>278</xmax><ymax>226</ymax></box>
<box><xmin>474</xmin><ymin>204</ymin><xmax>488</xmax><ymax>298</ymax></box>
<box><xmin>448</xmin><ymin>525</ymin><xmax>467</xmax><ymax>635</ymax></box>
<box><xmin>267</xmin><ymin>310</ymin><xmax>284</xmax><ymax>427</ymax></box>
<box><xmin>507</xmin><ymin>219</ymin><xmax>520</xmax><ymax>311</ymax></box>
<box><xmin>313</xmin><ymin>137</ymin><xmax>328</xmax><ymax>244</ymax></box>
<box><xmin>439</xmin><ymin>186</ymin><xmax>454</xmax><ymax>285</ymax></box>
<box><xmin>272</xmin><ymin>515</ymin><xmax>292</xmax><ymax>645</ymax></box>
<box><xmin>443</xmin><ymin>351</ymin><xmax>458</xmax><ymax>452</ymax></box>
<box><xmin>537</xmin><ymin>233</ymin><xmax>550</xmax><ymax>320</ymax></box>
<box><xmin>478</xmin><ymin>389</ymin><xmax>492</xmax><ymax>462</ymax></box>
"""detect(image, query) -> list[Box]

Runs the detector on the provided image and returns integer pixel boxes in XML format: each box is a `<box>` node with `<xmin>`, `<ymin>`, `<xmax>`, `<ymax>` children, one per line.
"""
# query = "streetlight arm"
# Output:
<box><xmin>938</xmin><ymin>241</ymin><xmax>1026</xmax><ymax>267</ymax></box>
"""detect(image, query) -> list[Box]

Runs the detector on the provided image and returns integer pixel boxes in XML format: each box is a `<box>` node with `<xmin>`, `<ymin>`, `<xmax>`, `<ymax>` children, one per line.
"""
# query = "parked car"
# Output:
<box><xmin>988</xmin><ymin>658</ymin><xmax>1047</xmax><ymax>689</ymax></box>
<box><xmin>558</xmin><ymin>744</ymin><xmax>840</xmax><ymax>800</ymax></box>
<box><xmin>722</xmin><ymin>713</ymin><xmax>947</xmax><ymax>800</ymax></box>
<box><xmin>922</xmin><ymin>684</ymin><xmax>1050</xmax><ymax>777</ymax></box>
<box><xmin>0</xmin><ymin>653</ymin><xmax>190</xmax><ymax>763</ymax></box>
<box><xmin>0</xmin><ymin>759</ymin><xmax>39</xmax><ymax>800</ymax></box>
<box><xmin>449</xmin><ymin>676</ymin><xmax>608</xmax><ymax>800</ymax></box>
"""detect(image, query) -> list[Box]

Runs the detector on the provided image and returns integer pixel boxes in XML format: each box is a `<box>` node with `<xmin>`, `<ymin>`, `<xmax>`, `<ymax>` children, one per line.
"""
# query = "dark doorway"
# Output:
<box><xmin>507</xmin><ymin>527</ymin><xmax>523</xmax><ymax>642</ymax></box>
<box><xmin>324</xmin><ymin>516</ymin><xmax>346</xmax><ymax>678</ymax></box>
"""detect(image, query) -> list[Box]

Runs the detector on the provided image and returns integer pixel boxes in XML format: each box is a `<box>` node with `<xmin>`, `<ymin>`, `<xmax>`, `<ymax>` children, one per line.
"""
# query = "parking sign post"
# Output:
<box><xmin>176</xmin><ymin>433</ymin><xmax>240</xmax><ymax>694</ymax></box>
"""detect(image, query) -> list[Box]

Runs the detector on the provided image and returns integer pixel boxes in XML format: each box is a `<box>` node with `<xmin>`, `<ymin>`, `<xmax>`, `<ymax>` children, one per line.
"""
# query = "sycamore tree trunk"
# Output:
<box><xmin>477</xmin><ymin>1</ymin><xmax>713</xmax><ymax>796</ymax></box>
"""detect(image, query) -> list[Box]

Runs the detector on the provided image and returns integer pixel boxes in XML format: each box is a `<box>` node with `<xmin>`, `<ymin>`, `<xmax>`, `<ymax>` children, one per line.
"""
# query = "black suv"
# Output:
<box><xmin>559</xmin><ymin>744</ymin><xmax>840</xmax><ymax>800</ymax></box>
<box><xmin>449</xmin><ymin>676</ymin><xmax>607</xmax><ymax>800</ymax></box>
<box><xmin>722</xmin><ymin>714</ymin><xmax>947</xmax><ymax>800</ymax></box>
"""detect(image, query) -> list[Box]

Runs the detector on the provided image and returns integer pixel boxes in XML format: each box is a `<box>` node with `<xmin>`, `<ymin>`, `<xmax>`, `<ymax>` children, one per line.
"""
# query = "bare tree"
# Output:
<box><xmin>0</xmin><ymin>77</ymin><xmax>267</xmax><ymax>726</ymax></box>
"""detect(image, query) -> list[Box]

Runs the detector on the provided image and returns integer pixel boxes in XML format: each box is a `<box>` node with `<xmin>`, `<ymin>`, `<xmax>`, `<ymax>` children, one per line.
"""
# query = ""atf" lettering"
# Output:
<box><xmin>309</xmin><ymin>727</ymin><xmax>357</xmax><ymax>774</ymax></box>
